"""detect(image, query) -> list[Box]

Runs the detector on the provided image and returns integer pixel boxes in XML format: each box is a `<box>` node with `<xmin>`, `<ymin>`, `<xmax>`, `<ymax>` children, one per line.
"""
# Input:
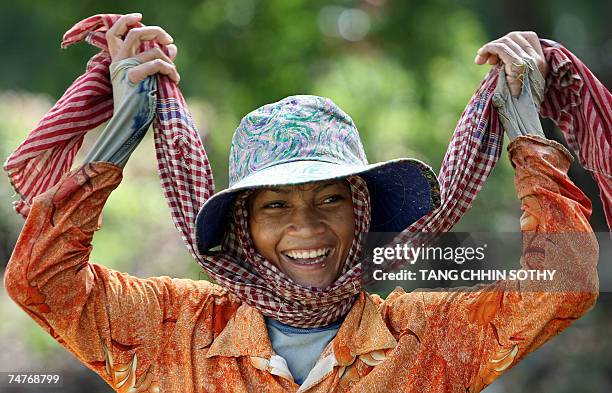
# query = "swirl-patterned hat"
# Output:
<box><xmin>195</xmin><ymin>95</ymin><xmax>440</xmax><ymax>254</ymax></box>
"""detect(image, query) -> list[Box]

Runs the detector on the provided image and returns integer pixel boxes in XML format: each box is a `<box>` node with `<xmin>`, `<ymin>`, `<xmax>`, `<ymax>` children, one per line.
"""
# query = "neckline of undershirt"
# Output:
<box><xmin>265</xmin><ymin>316</ymin><xmax>344</xmax><ymax>335</ymax></box>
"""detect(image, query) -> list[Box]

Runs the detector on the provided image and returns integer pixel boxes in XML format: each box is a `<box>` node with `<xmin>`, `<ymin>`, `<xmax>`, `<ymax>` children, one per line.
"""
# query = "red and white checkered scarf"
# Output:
<box><xmin>4</xmin><ymin>15</ymin><xmax>611</xmax><ymax>327</ymax></box>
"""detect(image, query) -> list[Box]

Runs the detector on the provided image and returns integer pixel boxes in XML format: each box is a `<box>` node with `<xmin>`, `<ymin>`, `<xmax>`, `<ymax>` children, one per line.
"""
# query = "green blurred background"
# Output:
<box><xmin>1</xmin><ymin>0</ymin><xmax>610</xmax><ymax>391</ymax></box>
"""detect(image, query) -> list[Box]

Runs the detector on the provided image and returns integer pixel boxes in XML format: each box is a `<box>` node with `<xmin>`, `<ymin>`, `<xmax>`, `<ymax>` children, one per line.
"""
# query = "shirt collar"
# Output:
<box><xmin>206</xmin><ymin>291</ymin><xmax>397</xmax><ymax>360</ymax></box>
<box><xmin>332</xmin><ymin>292</ymin><xmax>397</xmax><ymax>365</ymax></box>
<box><xmin>205</xmin><ymin>301</ymin><xmax>274</xmax><ymax>359</ymax></box>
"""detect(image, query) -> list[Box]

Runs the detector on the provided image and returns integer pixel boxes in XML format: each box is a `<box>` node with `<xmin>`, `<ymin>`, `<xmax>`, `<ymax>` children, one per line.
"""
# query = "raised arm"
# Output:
<box><xmin>4</xmin><ymin>16</ymin><xmax>235</xmax><ymax>391</ymax></box>
<box><xmin>381</xmin><ymin>32</ymin><xmax>599</xmax><ymax>392</ymax></box>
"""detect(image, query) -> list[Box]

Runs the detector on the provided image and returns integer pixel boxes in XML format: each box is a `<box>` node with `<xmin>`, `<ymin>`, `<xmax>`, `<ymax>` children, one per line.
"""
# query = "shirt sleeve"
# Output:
<box><xmin>492</xmin><ymin>57</ymin><xmax>546</xmax><ymax>140</ymax></box>
<box><xmin>382</xmin><ymin>135</ymin><xmax>599</xmax><ymax>392</ymax></box>
<box><xmin>3</xmin><ymin>161</ymin><xmax>233</xmax><ymax>389</ymax></box>
<box><xmin>83</xmin><ymin>58</ymin><xmax>157</xmax><ymax>167</ymax></box>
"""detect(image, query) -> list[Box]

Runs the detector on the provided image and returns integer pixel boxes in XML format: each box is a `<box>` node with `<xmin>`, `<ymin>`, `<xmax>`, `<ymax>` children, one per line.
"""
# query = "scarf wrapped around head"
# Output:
<box><xmin>208</xmin><ymin>176</ymin><xmax>370</xmax><ymax>326</ymax></box>
<box><xmin>4</xmin><ymin>15</ymin><xmax>611</xmax><ymax>328</ymax></box>
<box><xmin>191</xmin><ymin>92</ymin><xmax>440</xmax><ymax>329</ymax></box>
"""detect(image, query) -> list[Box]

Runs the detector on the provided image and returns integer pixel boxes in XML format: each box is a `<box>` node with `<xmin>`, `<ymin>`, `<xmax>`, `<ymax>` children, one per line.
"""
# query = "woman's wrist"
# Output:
<box><xmin>493</xmin><ymin>56</ymin><xmax>546</xmax><ymax>141</ymax></box>
<box><xmin>110</xmin><ymin>58</ymin><xmax>148</xmax><ymax>109</ymax></box>
<box><xmin>82</xmin><ymin>59</ymin><xmax>157</xmax><ymax>167</ymax></box>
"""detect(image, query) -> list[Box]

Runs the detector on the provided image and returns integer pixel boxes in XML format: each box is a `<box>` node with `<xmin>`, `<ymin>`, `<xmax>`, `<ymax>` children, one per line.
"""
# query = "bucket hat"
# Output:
<box><xmin>195</xmin><ymin>95</ymin><xmax>440</xmax><ymax>254</ymax></box>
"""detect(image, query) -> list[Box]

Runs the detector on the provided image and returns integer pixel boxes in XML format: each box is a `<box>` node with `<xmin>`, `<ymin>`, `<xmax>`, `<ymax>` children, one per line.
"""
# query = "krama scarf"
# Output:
<box><xmin>4</xmin><ymin>15</ymin><xmax>611</xmax><ymax>327</ymax></box>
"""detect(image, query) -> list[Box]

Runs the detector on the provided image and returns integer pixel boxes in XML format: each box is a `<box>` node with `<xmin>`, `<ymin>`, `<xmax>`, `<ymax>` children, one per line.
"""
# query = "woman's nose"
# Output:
<box><xmin>287</xmin><ymin>207</ymin><xmax>326</xmax><ymax>237</ymax></box>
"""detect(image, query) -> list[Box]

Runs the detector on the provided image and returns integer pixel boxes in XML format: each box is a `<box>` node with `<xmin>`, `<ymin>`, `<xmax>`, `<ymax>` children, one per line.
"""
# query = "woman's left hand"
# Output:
<box><xmin>474</xmin><ymin>31</ymin><xmax>549</xmax><ymax>96</ymax></box>
<box><xmin>106</xmin><ymin>13</ymin><xmax>179</xmax><ymax>84</ymax></box>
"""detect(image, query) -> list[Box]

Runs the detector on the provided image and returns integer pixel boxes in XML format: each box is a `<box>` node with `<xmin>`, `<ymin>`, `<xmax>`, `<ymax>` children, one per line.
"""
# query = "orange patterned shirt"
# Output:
<box><xmin>4</xmin><ymin>135</ymin><xmax>599</xmax><ymax>392</ymax></box>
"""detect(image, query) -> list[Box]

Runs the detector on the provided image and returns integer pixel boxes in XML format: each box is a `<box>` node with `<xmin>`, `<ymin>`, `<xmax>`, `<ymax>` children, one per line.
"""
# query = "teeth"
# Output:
<box><xmin>287</xmin><ymin>254</ymin><xmax>327</xmax><ymax>265</ymax></box>
<box><xmin>284</xmin><ymin>248</ymin><xmax>331</xmax><ymax>260</ymax></box>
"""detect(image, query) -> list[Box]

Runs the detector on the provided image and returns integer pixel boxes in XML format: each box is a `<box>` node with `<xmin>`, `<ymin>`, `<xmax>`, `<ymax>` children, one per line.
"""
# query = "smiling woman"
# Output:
<box><xmin>191</xmin><ymin>93</ymin><xmax>438</xmax><ymax>331</ymax></box>
<box><xmin>3</xmin><ymin>12</ymin><xmax>609</xmax><ymax>393</ymax></box>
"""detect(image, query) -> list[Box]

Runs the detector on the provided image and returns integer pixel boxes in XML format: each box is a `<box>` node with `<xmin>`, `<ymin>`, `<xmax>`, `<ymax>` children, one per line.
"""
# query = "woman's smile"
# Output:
<box><xmin>281</xmin><ymin>247</ymin><xmax>334</xmax><ymax>267</ymax></box>
<box><xmin>248</xmin><ymin>180</ymin><xmax>355</xmax><ymax>288</ymax></box>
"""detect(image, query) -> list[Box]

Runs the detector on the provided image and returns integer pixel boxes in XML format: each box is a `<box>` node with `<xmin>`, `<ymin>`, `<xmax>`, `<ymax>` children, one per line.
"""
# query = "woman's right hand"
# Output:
<box><xmin>474</xmin><ymin>31</ymin><xmax>548</xmax><ymax>97</ymax></box>
<box><xmin>106</xmin><ymin>13</ymin><xmax>180</xmax><ymax>84</ymax></box>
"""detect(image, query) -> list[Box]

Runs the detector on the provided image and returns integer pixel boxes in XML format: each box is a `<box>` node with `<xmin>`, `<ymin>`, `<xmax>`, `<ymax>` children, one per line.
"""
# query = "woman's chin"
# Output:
<box><xmin>283</xmin><ymin>267</ymin><xmax>337</xmax><ymax>288</ymax></box>
<box><xmin>291</xmin><ymin>275</ymin><xmax>335</xmax><ymax>289</ymax></box>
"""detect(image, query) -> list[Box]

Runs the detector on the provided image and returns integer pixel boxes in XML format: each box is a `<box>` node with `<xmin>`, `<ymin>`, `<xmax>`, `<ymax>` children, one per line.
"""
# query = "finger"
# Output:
<box><xmin>508</xmin><ymin>32</ymin><xmax>539</xmax><ymax>58</ymax></box>
<box><xmin>135</xmin><ymin>46</ymin><xmax>174</xmax><ymax>64</ymax></box>
<box><xmin>521</xmin><ymin>31</ymin><xmax>549</xmax><ymax>79</ymax></box>
<box><xmin>474</xmin><ymin>52</ymin><xmax>498</xmax><ymax>65</ymax></box>
<box><xmin>128</xmin><ymin>59</ymin><xmax>180</xmax><ymax>84</ymax></box>
<box><xmin>166</xmin><ymin>44</ymin><xmax>178</xmax><ymax>62</ymax></box>
<box><xmin>474</xmin><ymin>52</ymin><xmax>489</xmax><ymax>65</ymax></box>
<box><xmin>117</xmin><ymin>26</ymin><xmax>174</xmax><ymax>60</ymax></box>
<box><xmin>499</xmin><ymin>36</ymin><xmax>531</xmax><ymax>61</ymax></box>
<box><xmin>499</xmin><ymin>37</ymin><xmax>532</xmax><ymax>79</ymax></box>
<box><xmin>520</xmin><ymin>31</ymin><xmax>544</xmax><ymax>57</ymax></box>
<box><xmin>108</xmin><ymin>13</ymin><xmax>143</xmax><ymax>38</ymax></box>
<box><xmin>477</xmin><ymin>42</ymin><xmax>523</xmax><ymax>70</ymax></box>
<box><xmin>106</xmin><ymin>13</ymin><xmax>142</xmax><ymax>57</ymax></box>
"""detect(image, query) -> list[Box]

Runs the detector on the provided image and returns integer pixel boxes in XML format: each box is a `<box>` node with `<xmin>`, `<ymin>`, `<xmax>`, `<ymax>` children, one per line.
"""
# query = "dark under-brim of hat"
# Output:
<box><xmin>195</xmin><ymin>159</ymin><xmax>440</xmax><ymax>255</ymax></box>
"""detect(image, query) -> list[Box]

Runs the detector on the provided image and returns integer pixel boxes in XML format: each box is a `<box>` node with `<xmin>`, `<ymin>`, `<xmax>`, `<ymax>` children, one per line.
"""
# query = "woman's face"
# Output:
<box><xmin>248</xmin><ymin>180</ymin><xmax>355</xmax><ymax>288</ymax></box>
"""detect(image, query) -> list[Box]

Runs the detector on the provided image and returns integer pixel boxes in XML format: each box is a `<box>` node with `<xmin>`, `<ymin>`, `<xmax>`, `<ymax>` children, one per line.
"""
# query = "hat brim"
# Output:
<box><xmin>195</xmin><ymin>159</ymin><xmax>440</xmax><ymax>254</ymax></box>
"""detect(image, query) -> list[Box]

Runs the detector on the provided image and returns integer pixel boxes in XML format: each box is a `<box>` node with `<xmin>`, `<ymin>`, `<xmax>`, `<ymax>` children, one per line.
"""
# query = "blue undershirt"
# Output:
<box><xmin>265</xmin><ymin>317</ymin><xmax>341</xmax><ymax>385</ymax></box>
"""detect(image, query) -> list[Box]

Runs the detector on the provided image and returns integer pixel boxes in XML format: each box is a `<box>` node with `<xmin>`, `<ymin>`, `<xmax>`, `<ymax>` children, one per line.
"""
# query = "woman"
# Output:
<box><xmin>4</xmin><ymin>14</ymin><xmax>599</xmax><ymax>393</ymax></box>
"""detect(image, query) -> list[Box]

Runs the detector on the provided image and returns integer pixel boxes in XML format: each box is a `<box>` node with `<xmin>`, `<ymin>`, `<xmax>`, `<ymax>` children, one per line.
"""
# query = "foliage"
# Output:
<box><xmin>0</xmin><ymin>1</ymin><xmax>610</xmax><ymax>392</ymax></box>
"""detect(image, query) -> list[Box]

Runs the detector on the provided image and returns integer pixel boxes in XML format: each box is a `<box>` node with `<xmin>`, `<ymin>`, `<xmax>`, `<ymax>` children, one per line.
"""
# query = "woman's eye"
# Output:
<box><xmin>321</xmin><ymin>195</ymin><xmax>344</xmax><ymax>205</ymax></box>
<box><xmin>263</xmin><ymin>201</ymin><xmax>285</xmax><ymax>209</ymax></box>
